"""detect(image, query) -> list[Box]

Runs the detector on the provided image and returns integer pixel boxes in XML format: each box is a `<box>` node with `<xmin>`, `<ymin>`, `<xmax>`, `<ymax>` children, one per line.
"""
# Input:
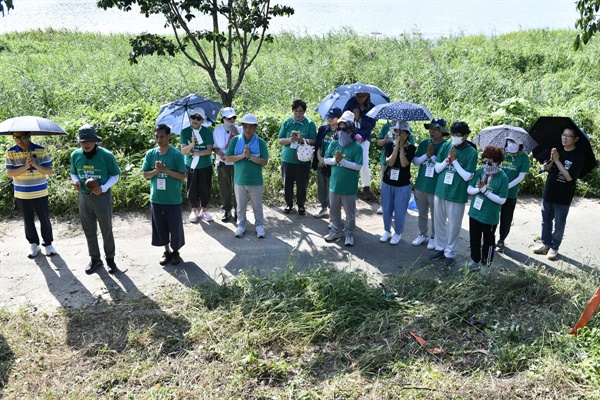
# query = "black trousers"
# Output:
<box><xmin>469</xmin><ymin>217</ymin><xmax>497</xmax><ymax>265</ymax></box>
<box><xmin>282</xmin><ymin>162</ymin><xmax>310</xmax><ymax>208</ymax></box>
<box><xmin>186</xmin><ymin>165</ymin><xmax>213</xmax><ymax>209</ymax></box>
<box><xmin>16</xmin><ymin>196</ymin><xmax>54</xmax><ymax>246</ymax></box>
<box><xmin>498</xmin><ymin>197</ymin><xmax>517</xmax><ymax>241</ymax></box>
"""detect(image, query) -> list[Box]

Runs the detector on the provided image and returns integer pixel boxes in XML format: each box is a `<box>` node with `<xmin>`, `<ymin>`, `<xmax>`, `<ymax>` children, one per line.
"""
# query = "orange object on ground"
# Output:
<box><xmin>570</xmin><ymin>286</ymin><xmax>600</xmax><ymax>335</ymax></box>
<box><xmin>408</xmin><ymin>332</ymin><xmax>491</xmax><ymax>356</ymax></box>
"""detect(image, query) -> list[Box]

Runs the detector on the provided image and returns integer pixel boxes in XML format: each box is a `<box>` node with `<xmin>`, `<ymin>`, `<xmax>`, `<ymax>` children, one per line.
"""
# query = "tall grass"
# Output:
<box><xmin>0</xmin><ymin>28</ymin><xmax>599</xmax><ymax>215</ymax></box>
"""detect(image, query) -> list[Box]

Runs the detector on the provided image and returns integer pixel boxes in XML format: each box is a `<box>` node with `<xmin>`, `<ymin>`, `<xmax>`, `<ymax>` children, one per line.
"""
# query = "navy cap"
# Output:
<box><xmin>325</xmin><ymin>107</ymin><xmax>343</xmax><ymax>118</ymax></box>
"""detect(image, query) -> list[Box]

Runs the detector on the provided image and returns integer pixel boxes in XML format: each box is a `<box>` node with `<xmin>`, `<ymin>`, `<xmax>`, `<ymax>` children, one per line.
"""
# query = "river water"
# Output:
<box><xmin>0</xmin><ymin>0</ymin><xmax>579</xmax><ymax>38</ymax></box>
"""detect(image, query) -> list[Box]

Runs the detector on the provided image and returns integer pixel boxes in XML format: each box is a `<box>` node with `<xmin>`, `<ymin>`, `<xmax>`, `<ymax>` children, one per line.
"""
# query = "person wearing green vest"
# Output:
<box><xmin>226</xmin><ymin>114</ymin><xmax>269</xmax><ymax>238</ymax></box>
<box><xmin>142</xmin><ymin>124</ymin><xmax>187</xmax><ymax>266</ymax></box>
<box><xmin>323</xmin><ymin>118</ymin><xmax>363</xmax><ymax>247</ymax></box>
<box><xmin>466</xmin><ymin>146</ymin><xmax>509</xmax><ymax>273</ymax></box>
<box><xmin>411</xmin><ymin>118</ymin><xmax>451</xmax><ymax>250</ymax></box>
<box><xmin>277</xmin><ymin>99</ymin><xmax>317</xmax><ymax>216</ymax></box>
<box><xmin>70</xmin><ymin>124</ymin><xmax>121</xmax><ymax>274</ymax></box>
<box><xmin>180</xmin><ymin>107</ymin><xmax>214</xmax><ymax>223</ymax></box>
<box><xmin>430</xmin><ymin>121</ymin><xmax>478</xmax><ymax>267</ymax></box>
<box><xmin>496</xmin><ymin>130</ymin><xmax>530</xmax><ymax>252</ymax></box>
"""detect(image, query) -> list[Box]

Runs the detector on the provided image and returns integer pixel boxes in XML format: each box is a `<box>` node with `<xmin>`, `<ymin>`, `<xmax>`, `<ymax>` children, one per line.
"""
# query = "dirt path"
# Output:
<box><xmin>1</xmin><ymin>196</ymin><xmax>598</xmax><ymax>312</ymax></box>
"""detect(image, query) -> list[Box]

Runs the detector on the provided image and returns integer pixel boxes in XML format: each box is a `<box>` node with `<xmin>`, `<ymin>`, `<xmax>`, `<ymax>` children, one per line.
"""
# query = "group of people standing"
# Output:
<box><xmin>4</xmin><ymin>94</ymin><xmax>587</xmax><ymax>274</ymax></box>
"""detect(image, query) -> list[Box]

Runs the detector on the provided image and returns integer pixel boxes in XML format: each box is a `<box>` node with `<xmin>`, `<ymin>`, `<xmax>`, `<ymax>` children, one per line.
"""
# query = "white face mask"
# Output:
<box><xmin>223</xmin><ymin>121</ymin><xmax>235</xmax><ymax>131</ymax></box>
<box><xmin>506</xmin><ymin>142</ymin><xmax>520</xmax><ymax>153</ymax></box>
<box><xmin>451</xmin><ymin>136</ymin><xmax>463</xmax><ymax>146</ymax></box>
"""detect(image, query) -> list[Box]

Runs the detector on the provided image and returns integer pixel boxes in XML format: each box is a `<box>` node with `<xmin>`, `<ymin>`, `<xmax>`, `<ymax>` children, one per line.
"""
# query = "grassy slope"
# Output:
<box><xmin>0</xmin><ymin>29</ymin><xmax>599</xmax><ymax>215</ymax></box>
<box><xmin>0</xmin><ymin>29</ymin><xmax>599</xmax><ymax>398</ymax></box>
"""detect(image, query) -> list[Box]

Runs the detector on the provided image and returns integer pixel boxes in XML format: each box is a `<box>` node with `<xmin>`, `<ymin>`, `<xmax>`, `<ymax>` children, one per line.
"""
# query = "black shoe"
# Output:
<box><xmin>106</xmin><ymin>258</ymin><xmax>118</xmax><ymax>274</ymax></box>
<box><xmin>221</xmin><ymin>211</ymin><xmax>232</xmax><ymax>222</ymax></box>
<box><xmin>429</xmin><ymin>250</ymin><xmax>445</xmax><ymax>261</ymax></box>
<box><xmin>171</xmin><ymin>251</ymin><xmax>182</xmax><ymax>265</ymax></box>
<box><xmin>362</xmin><ymin>187</ymin><xmax>373</xmax><ymax>201</ymax></box>
<box><xmin>298</xmin><ymin>207</ymin><xmax>306</xmax><ymax>216</ymax></box>
<box><xmin>85</xmin><ymin>259</ymin><xmax>103</xmax><ymax>275</ymax></box>
<box><xmin>283</xmin><ymin>205</ymin><xmax>293</xmax><ymax>214</ymax></box>
<box><xmin>159</xmin><ymin>251</ymin><xmax>173</xmax><ymax>266</ymax></box>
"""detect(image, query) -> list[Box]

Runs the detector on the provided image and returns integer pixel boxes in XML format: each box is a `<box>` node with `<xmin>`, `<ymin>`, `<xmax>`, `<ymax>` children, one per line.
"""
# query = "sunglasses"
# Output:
<box><xmin>190</xmin><ymin>115</ymin><xmax>204</xmax><ymax>121</ymax></box>
<box><xmin>13</xmin><ymin>135</ymin><xmax>30</xmax><ymax>141</ymax></box>
<box><xmin>482</xmin><ymin>161</ymin><xmax>496</xmax><ymax>166</ymax></box>
<box><xmin>224</xmin><ymin>116</ymin><xmax>237</xmax><ymax>120</ymax></box>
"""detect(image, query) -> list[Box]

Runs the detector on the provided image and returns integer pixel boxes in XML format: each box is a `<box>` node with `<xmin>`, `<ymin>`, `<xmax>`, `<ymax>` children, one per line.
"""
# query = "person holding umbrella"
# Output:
<box><xmin>430</xmin><ymin>121</ymin><xmax>478</xmax><ymax>267</ymax></box>
<box><xmin>344</xmin><ymin>92</ymin><xmax>376</xmax><ymax>200</ymax></box>
<box><xmin>496</xmin><ymin>130</ymin><xmax>530</xmax><ymax>252</ymax></box>
<box><xmin>70</xmin><ymin>124</ymin><xmax>121</xmax><ymax>274</ymax></box>
<box><xmin>180</xmin><ymin>107</ymin><xmax>214</xmax><ymax>223</ymax></box>
<box><xmin>379</xmin><ymin>121</ymin><xmax>416</xmax><ymax>245</ymax></box>
<box><xmin>411</xmin><ymin>118</ymin><xmax>451</xmax><ymax>249</ymax></box>
<box><xmin>466</xmin><ymin>145</ymin><xmax>509</xmax><ymax>272</ymax></box>
<box><xmin>533</xmin><ymin>127</ymin><xmax>585</xmax><ymax>260</ymax></box>
<box><xmin>277</xmin><ymin>99</ymin><xmax>317</xmax><ymax>215</ymax></box>
<box><xmin>4</xmin><ymin>131</ymin><xmax>57</xmax><ymax>258</ymax></box>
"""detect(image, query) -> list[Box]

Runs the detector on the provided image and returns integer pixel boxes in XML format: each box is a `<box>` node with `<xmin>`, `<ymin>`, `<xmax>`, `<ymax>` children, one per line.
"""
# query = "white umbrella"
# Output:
<box><xmin>0</xmin><ymin>116</ymin><xmax>66</xmax><ymax>136</ymax></box>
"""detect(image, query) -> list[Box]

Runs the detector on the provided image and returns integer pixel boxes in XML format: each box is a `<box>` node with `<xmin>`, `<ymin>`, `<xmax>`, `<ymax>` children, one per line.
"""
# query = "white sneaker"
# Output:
<box><xmin>235</xmin><ymin>226</ymin><xmax>246</xmax><ymax>238</ymax></box>
<box><xmin>380</xmin><ymin>231</ymin><xmax>392</xmax><ymax>242</ymax></box>
<box><xmin>344</xmin><ymin>234</ymin><xmax>354</xmax><ymax>247</ymax></box>
<box><xmin>201</xmin><ymin>211</ymin><xmax>213</xmax><ymax>222</ymax></box>
<box><xmin>426</xmin><ymin>237</ymin><xmax>436</xmax><ymax>250</ymax></box>
<box><xmin>533</xmin><ymin>244</ymin><xmax>550</xmax><ymax>255</ymax></box>
<box><xmin>28</xmin><ymin>243</ymin><xmax>39</xmax><ymax>258</ymax></box>
<box><xmin>256</xmin><ymin>226</ymin><xmax>265</xmax><ymax>238</ymax></box>
<box><xmin>468</xmin><ymin>259</ymin><xmax>481</xmax><ymax>272</ymax></box>
<box><xmin>390</xmin><ymin>233</ymin><xmax>401</xmax><ymax>245</ymax></box>
<box><xmin>324</xmin><ymin>231</ymin><xmax>343</xmax><ymax>242</ymax></box>
<box><xmin>189</xmin><ymin>210</ymin><xmax>198</xmax><ymax>223</ymax></box>
<box><xmin>547</xmin><ymin>248</ymin><xmax>559</xmax><ymax>260</ymax></box>
<box><xmin>314</xmin><ymin>208</ymin><xmax>329</xmax><ymax>218</ymax></box>
<box><xmin>44</xmin><ymin>244</ymin><xmax>57</xmax><ymax>256</ymax></box>
<box><xmin>376</xmin><ymin>206</ymin><xmax>383</xmax><ymax>214</ymax></box>
<box><xmin>412</xmin><ymin>235</ymin><xmax>428</xmax><ymax>246</ymax></box>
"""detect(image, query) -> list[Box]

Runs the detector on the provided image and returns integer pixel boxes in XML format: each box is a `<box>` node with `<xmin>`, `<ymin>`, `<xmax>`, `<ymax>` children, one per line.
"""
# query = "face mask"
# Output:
<box><xmin>506</xmin><ymin>142</ymin><xmax>520</xmax><ymax>154</ymax></box>
<box><xmin>339</xmin><ymin>131</ymin><xmax>353</xmax><ymax>147</ymax></box>
<box><xmin>223</xmin><ymin>121</ymin><xmax>235</xmax><ymax>131</ymax></box>
<box><xmin>484</xmin><ymin>163</ymin><xmax>500</xmax><ymax>175</ymax></box>
<box><xmin>451</xmin><ymin>136</ymin><xmax>463</xmax><ymax>146</ymax></box>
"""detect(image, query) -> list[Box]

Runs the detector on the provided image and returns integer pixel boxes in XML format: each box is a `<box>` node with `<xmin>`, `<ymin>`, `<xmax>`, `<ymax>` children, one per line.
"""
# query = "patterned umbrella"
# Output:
<box><xmin>0</xmin><ymin>116</ymin><xmax>66</xmax><ymax>136</ymax></box>
<box><xmin>156</xmin><ymin>94</ymin><xmax>222</xmax><ymax>134</ymax></box>
<box><xmin>316</xmin><ymin>83</ymin><xmax>390</xmax><ymax>121</ymax></box>
<box><xmin>366</xmin><ymin>101</ymin><xmax>433</xmax><ymax>121</ymax></box>
<box><xmin>473</xmin><ymin>125</ymin><xmax>538</xmax><ymax>154</ymax></box>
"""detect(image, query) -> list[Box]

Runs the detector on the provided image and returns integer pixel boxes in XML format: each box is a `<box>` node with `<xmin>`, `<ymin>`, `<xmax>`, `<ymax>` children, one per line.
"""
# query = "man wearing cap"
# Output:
<box><xmin>142</xmin><ymin>124</ymin><xmax>187</xmax><ymax>266</ymax></box>
<box><xmin>5</xmin><ymin>131</ymin><xmax>57</xmax><ymax>258</ymax></box>
<box><xmin>212</xmin><ymin>107</ymin><xmax>239</xmax><ymax>222</ymax></box>
<box><xmin>430</xmin><ymin>121</ymin><xmax>478</xmax><ymax>267</ymax></box>
<box><xmin>312</xmin><ymin>107</ymin><xmax>341</xmax><ymax>218</ymax></box>
<box><xmin>496</xmin><ymin>130</ymin><xmax>530</xmax><ymax>252</ymax></box>
<box><xmin>411</xmin><ymin>118</ymin><xmax>451</xmax><ymax>249</ymax></box>
<box><xmin>225</xmin><ymin>114</ymin><xmax>269</xmax><ymax>238</ymax></box>
<box><xmin>533</xmin><ymin>127</ymin><xmax>584</xmax><ymax>261</ymax></box>
<box><xmin>70</xmin><ymin>124</ymin><xmax>121</xmax><ymax>274</ymax></box>
<box><xmin>323</xmin><ymin>118</ymin><xmax>363</xmax><ymax>247</ymax></box>
<box><xmin>180</xmin><ymin>107</ymin><xmax>214</xmax><ymax>223</ymax></box>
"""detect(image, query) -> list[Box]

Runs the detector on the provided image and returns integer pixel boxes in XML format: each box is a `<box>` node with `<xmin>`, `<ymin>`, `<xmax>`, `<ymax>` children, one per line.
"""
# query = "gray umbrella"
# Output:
<box><xmin>473</xmin><ymin>124</ymin><xmax>538</xmax><ymax>154</ymax></box>
<box><xmin>366</xmin><ymin>101</ymin><xmax>432</xmax><ymax>121</ymax></box>
<box><xmin>0</xmin><ymin>116</ymin><xmax>66</xmax><ymax>136</ymax></box>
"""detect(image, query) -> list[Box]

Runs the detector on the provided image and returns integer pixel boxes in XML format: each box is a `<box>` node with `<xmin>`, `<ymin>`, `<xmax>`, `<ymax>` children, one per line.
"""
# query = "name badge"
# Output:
<box><xmin>425</xmin><ymin>162</ymin><xmax>435</xmax><ymax>178</ymax></box>
<box><xmin>473</xmin><ymin>195</ymin><xmax>484</xmax><ymax>210</ymax></box>
<box><xmin>390</xmin><ymin>168</ymin><xmax>400</xmax><ymax>181</ymax></box>
<box><xmin>443</xmin><ymin>171</ymin><xmax>454</xmax><ymax>185</ymax></box>
<box><xmin>157</xmin><ymin>178</ymin><xmax>166</xmax><ymax>190</ymax></box>
<box><xmin>290</xmin><ymin>141</ymin><xmax>298</xmax><ymax>149</ymax></box>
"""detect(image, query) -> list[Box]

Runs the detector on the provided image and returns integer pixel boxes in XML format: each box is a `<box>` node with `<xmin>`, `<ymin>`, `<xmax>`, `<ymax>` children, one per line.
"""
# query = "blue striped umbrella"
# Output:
<box><xmin>366</xmin><ymin>101</ymin><xmax>432</xmax><ymax>121</ymax></box>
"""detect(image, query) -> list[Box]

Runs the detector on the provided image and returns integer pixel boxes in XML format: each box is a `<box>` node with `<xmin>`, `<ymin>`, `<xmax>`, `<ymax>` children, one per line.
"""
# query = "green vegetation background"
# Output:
<box><xmin>0</xmin><ymin>28</ymin><xmax>598</xmax><ymax>216</ymax></box>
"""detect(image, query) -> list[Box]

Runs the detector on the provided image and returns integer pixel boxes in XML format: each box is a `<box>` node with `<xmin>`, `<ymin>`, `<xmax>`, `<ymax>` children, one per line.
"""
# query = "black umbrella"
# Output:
<box><xmin>528</xmin><ymin>116</ymin><xmax>598</xmax><ymax>179</ymax></box>
<box><xmin>0</xmin><ymin>116</ymin><xmax>66</xmax><ymax>136</ymax></box>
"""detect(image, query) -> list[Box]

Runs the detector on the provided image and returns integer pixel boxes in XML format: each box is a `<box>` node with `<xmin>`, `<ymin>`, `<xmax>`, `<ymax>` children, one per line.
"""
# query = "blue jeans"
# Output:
<box><xmin>541</xmin><ymin>199</ymin><xmax>570</xmax><ymax>250</ymax></box>
<box><xmin>381</xmin><ymin>182</ymin><xmax>411</xmax><ymax>234</ymax></box>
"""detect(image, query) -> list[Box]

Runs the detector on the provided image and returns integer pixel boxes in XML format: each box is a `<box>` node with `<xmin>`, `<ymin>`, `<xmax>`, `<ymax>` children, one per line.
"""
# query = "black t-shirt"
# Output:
<box><xmin>542</xmin><ymin>146</ymin><xmax>584</xmax><ymax>205</ymax></box>
<box><xmin>382</xmin><ymin>142</ymin><xmax>416</xmax><ymax>187</ymax></box>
